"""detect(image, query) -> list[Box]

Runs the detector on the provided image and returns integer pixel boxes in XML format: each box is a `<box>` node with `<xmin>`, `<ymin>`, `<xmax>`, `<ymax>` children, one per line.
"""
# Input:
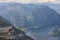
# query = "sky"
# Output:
<box><xmin>0</xmin><ymin>0</ymin><xmax>60</xmax><ymax>3</ymax></box>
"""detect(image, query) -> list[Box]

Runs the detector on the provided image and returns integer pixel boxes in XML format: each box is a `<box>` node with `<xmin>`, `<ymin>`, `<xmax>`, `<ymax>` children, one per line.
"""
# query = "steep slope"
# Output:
<box><xmin>47</xmin><ymin>4</ymin><xmax>60</xmax><ymax>14</ymax></box>
<box><xmin>25</xmin><ymin>4</ymin><xmax>60</xmax><ymax>32</ymax></box>
<box><xmin>0</xmin><ymin>15</ymin><xmax>12</xmax><ymax>27</ymax></box>
<box><xmin>0</xmin><ymin>3</ymin><xmax>60</xmax><ymax>30</ymax></box>
<box><xmin>39</xmin><ymin>4</ymin><xmax>60</xmax><ymax>15</ymax></box>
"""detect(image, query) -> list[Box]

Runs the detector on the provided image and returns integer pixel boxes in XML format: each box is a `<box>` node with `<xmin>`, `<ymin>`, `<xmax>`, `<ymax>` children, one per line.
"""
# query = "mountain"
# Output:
<box><xmin>0</xmin><ymin>3</ymin><xmax>60</xmax><ymax>32</ymax></box>
<box><xmin>46</xmin><ymin>4</ymin><xmax>60</xmax><ymax>15</ymax></box>
<box><xmin>39</xmin><ymin>4</ymin><xmax>60</xmax><ymax>15</ymax></box>
<box><xmin>0</xmin><ymin>15</ymin><xmax>12</xmax><ymax>27</ymax></box>
<box><xmin>25</xmin><ymin>4</ymin><xmax>60</xmax><ymax>32</ymax></box>
<box><xmin>0</xmin><ymin>3</ymin><xmax>60</xmax><ymax>40</ymax></box>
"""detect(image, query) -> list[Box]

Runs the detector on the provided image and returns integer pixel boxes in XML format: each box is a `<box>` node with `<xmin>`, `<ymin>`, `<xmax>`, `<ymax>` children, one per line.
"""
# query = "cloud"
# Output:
<box><xmin>0</xmin><ymin>0</ymin><xmax>59</xmax><ymax>3</ymax></box>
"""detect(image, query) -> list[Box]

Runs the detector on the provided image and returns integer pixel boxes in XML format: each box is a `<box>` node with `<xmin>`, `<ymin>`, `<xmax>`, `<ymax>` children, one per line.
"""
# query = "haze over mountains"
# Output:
<box><xmin>46</xmin><ymin>4</ymin><xmax>60</xmax><ymax>14</ymax></box>
<box><xmin>0</xmin><ymin>3</ymin><xmax>60</xmax><ymax>29</ymax></box>
<box><xmin>0</xmin><ymin>3</ymin><xmax>60</xmax><ymax>40</ymax></box>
